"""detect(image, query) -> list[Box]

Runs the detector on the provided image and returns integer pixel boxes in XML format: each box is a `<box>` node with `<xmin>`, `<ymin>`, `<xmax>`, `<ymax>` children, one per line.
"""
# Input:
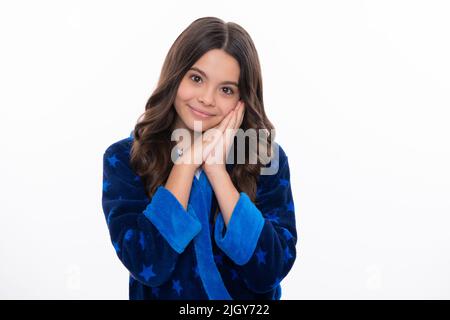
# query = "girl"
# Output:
<box><xmin>102</xmin><ymin>17</ymin><xmax>297</xmax><ymax>300</ymax></box>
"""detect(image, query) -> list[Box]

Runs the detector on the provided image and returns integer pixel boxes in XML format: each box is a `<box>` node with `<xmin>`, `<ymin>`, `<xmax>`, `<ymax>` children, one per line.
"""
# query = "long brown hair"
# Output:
<box><xmin>130</xmin><ymin>17</ymin><xmax>275</xmax><ymax>219</ymax></box>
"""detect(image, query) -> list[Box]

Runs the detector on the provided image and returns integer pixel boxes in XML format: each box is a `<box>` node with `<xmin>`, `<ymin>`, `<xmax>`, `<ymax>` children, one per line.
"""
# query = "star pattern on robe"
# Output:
<box><xmin>286</xmin><ymin>200</ymin><xmax>294</xmax><ymax>213</ymax></box>
<box><xmin>230</xmin><ymin>269</ymin><xmax>238</xmax><ymax>281</ymax></box>
<box><xmin>151</xmin><ymin>287</ymin><xmax>160</xmax><ymax>297</ymax></box>
<box><xmin>139</xmin><ymin>264</ymin><xmax>156</xmax><ymax>281</ymax></box>
<box><xmin>282</xmin><ymin>228</ymin><xmax>293</xmax><ymax>241</ymax></box>
<box><xmin>192</xmin><ymin>265</ymin><xmax>200</xmax><ymax>278</ymax></box>
<box><xmin>107</xmin><ymin>154</ymin><xmax>119</xmax><ymax>168</ymax></box>
<box><xmin>172</xmin><ymin>279</ymin><xmax>183</xmax><ymax>296</ymax></box>
<box><xmin>112</xmin><ymin>241</ymin><xmax>120</xmax><ymax>253</ymax></box>
<box><xmin>124</xmin><ymin>229</ymin><xmax>133</xmax><ymax>241</ymax></box>
<box><xmin>103</xmin><ymin>180</ymin><xmax>111</xmax><ymax>193</ymax></box>
<box><xmin>255</xmin><ymin>248</ymin><xmax>267</xmax><ymax>265</ymax></box>
<box><xmin>279</xmin><ymin>178</ymin><xmax>289</xmax><ymax>187</ymax></box>
<box><xmin>107</xmin><ymin>208</ymin><xmax>115</xmax><ymax>225</ymax></box>
<box><xmin>271</xmin><ymin>277</ymin><xmax>282</xmax><ymax>288</ymax></box>
<box><xmin>283</xmin><ymin>247</ymin><xmax>293</xmax><ymax>263</ymax></box>
<box><xmin>265</xmin><ymin>212</ymin><xmax>280</xmax><ymax>224</ymax></box>
<box><xmin>102</xmin><ymin>139</ymin><xmax>297</xmax><ymax>299</ymax></box>
<box><xmin>139</xmin><ymin>232</ymin><xmax>145</xmax><ymax>250</ymax></box>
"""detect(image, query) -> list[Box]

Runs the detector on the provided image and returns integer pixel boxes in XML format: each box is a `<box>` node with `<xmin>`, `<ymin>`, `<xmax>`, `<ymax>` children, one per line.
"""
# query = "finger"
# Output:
<box><xmin>224</xmin><ymin>122</ymin><xmax>238</xmax><ymax>157</ymax></box>
<box><xmin>217</xmin><ymin>109</ymin><xmax>234</xmax><ymax>131</ymax></box>
<box><xmin>237</xmin><ymin>103</ymin><xmax>245</xmax><ymax>128</ymax></box>
<box><xmin>232</xmin><ymin>102</ymin><xmax>242</xmax><ymax>124</ymax></box>
<box><xmin>226</xmin><ymin>109</ymin><xmax>239</xmax><ymax>145</ymax></box>
<box><xmin>220</xmin><ymin>110</ymin><xmax>235</xmax><ymax>150</ymax></box>
<box><xmin>205</xmin><ymin>107</ymin><xmax>236</xmax><ymax>155</ymax></box>
<box><xmin>229</xmin><ymin>108</ymin><xmax>238</xmax><ymax>129</ymax></box>
<box><xmin>230</xmin><ymin>104</ymin><xmax>241</xmax><ymax>130</ymax></box>
<box><xmin>224</xmin><ymin>102</ymin><xmax>244</xmax><ymax>157</ymax></box>
<box><xmin>203</xmin><ymin>111</ymin><xmax>233</xmax><ymax>158</ymax></box>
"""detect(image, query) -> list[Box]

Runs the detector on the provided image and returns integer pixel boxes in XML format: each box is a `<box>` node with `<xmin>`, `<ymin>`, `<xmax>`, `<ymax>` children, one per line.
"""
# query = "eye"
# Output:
<box><xmin>189</xmin><ymin>73</ymin><xmax>235</xmax><ymax>95</ymax></box>
<box><xmin>190</xmin><ymin>74</ymin><xmax>202</xmax><ymax>83</ymax></box>
<box><xmin>222</xmin><ymin>87</ymin><xmax>234</xmax><ymax>95</ymax></box>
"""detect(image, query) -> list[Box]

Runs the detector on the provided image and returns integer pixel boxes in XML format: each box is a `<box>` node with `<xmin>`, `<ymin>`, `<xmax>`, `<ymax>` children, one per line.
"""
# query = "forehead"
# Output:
<box><xmin>192</xmin><ymin>49</ymin><xmax>240</xmax><ymax>81</ymax></box>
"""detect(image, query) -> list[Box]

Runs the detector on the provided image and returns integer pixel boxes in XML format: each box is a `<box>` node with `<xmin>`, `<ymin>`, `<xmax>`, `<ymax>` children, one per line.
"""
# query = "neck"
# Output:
<box><xmin>172</xmin><ymin>116</ymin><xmax>193</xmax><ymax>135</ymax></box>
<box><xmin>171</xmin><ymin>116</ymin><xmax>196</xmax><ymax>151</ymax></box>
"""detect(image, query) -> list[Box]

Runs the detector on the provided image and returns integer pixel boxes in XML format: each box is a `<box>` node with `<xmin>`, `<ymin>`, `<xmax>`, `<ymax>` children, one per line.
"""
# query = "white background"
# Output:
<box><xmin>0</xmin><ymin>0</ymin><xmax>449</xmax><ymax>299</ymax></box>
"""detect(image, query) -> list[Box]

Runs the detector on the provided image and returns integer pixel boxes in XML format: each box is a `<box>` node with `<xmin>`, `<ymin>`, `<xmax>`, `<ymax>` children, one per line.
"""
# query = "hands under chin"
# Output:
<box><xmin>176</xmin><ymin>101</ymin><xmax>245</xmax><ymax>177</ymax></box>
<box><xmin>202</xmin><ymin>101</ymin><xmax>245</xmax><ymax>176</ymax></box>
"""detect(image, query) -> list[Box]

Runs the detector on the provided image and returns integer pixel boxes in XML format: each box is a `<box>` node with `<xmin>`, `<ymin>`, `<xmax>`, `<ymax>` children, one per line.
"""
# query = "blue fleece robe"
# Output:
<box><xmin>101</xmin><ymin>133</ymin><xmax>297</xmax><ymax>300</ymax></box>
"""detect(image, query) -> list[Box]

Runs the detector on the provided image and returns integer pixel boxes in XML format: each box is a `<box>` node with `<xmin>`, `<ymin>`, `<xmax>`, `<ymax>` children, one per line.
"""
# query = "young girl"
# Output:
<box><xmin>102</xmin><ymin>17</ymin><xmax>297</xmax><ymax>300</ymax></box>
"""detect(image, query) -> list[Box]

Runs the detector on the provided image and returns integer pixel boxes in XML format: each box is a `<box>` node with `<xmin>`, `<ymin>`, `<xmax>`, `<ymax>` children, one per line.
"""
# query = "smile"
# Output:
<box><xmin>188</xmin><ymin>105</ymin><xmax>214</xmax><ymax>118</ymax></box>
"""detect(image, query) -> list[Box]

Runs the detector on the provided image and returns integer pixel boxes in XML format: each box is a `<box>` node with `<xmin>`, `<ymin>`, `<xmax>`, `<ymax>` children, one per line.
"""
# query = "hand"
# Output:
<box><xmin>202</xmin><ymin>101</ymin><xmax>245</xmax><ymax>174</ymax></box>
<box><xmin>174</xmin><ymin>105</ymin><xmax>236</xmax><ymax>170</ymax></box>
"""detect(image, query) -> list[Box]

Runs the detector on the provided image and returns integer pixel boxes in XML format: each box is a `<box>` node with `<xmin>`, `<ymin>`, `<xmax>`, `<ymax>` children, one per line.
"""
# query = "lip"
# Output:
<box><xmin>187</xmin><ymin>104</ymin><xmax>215</xmax><ymax>118</ymax></box>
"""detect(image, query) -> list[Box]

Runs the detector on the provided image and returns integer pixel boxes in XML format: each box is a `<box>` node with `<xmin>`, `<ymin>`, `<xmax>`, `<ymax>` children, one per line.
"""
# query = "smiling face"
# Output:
<box><xmin>173</xmin><ymin>49</ymin><xmax>241</xmax><ymax>133</ymax></box>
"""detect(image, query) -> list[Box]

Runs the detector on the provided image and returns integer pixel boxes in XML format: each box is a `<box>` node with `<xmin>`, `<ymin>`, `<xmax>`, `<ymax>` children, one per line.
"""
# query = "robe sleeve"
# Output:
<box><xmin>102</xmin><ymin>141</ymin><xmax>202</xmax><ymax>287</ymax></box>
<box><xmin>213</xmin><ymin>146</ymin><xmax>297</xmax><ymax>293</ymax></box>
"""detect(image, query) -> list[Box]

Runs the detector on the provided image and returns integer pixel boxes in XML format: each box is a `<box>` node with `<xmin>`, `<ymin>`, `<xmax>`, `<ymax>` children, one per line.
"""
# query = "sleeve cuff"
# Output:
<box><xmin>214</xmin><ymin>192</ymin><xmax>265</xmax><ymax>265</ymax></box>
<box><xmin>143</xmin><ymin>186</ymin><xmax>201</xmax><ymax>254</ymax></box>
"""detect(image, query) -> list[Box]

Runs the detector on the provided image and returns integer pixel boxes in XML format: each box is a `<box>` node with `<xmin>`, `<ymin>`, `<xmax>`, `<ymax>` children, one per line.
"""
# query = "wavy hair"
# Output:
<box><xmin>130</xmin><ymin>17</ymin><xmax>275</xmax><ymax>220</ymax></box>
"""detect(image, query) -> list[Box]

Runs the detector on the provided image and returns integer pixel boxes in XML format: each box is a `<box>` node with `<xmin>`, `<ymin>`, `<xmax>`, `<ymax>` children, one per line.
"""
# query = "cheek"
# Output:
<box><xmin>177</xmin><ymin>86</ymin><xmax>189</xmax><ymax>101</ymax></box>
<box><xmin>206</xmin><ymin>117</ymin><xmax>222</xmax><ymax>129</ymax></box>
<box><xmin>176</xmin><ymin>82</ymin><xmax>193</xmax><ymax>101</ymax></box>
<box><xmin>206</xmin><ymin>103</ymin><xmax>235</xmax><ymax>124</ymax></box>
<box><xmin>174</xmin><ymin>82</ymin><xmax>192</xmax><ymax>117</ymax></box>
<box><xmin>218</xmin><ymin>105</ymin><xmax>235</xmax><ymax>118</ymax></box>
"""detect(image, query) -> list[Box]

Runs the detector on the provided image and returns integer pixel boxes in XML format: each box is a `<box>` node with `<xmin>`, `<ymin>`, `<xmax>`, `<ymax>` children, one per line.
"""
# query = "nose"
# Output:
<box><xmin>198</xmin><ymin>87</ymin><xmax>215</xmax><ymax>106</ymax></box>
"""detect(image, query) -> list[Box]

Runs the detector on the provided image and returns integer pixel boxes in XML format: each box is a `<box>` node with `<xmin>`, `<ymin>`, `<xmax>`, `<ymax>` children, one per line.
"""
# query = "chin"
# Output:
<box><xmin>188</xmin><ymin>121</ymin><xmax>210</xmax><ymax>133</ymax></box>
<box><xmin>185</xmin><ymin>116</ymin><xmax>216</xmax><ymax>132</ymax></box>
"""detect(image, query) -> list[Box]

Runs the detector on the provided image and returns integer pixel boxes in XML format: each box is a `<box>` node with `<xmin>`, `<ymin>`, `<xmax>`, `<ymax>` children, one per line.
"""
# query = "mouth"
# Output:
<box><xmin>187</xmin><ymin>104</ymin><xmax>215</xmax><ymax>118</ymax></box>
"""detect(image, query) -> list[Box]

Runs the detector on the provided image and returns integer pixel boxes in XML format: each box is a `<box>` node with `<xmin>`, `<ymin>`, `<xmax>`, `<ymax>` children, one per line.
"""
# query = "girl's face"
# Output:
<box><xmin>173</xmin><ymin>49</ymin><xmax>241</xmax><ymax>133</ymax></box>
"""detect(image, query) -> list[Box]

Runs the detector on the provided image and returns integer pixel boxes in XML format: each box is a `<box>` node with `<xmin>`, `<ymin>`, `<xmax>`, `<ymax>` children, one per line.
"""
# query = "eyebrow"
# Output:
<box><xmin>189</xmin><ymin>67</ymin><xmax>239</xmax><ymax>88</ymax></box>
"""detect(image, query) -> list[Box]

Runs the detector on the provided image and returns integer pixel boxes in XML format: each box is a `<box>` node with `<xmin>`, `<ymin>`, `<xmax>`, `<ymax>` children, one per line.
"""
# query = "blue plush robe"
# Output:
<box><xmin>101</xmin><ymin>133</ymin><xmax>297</xmax><ymax>300</ymax></box>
